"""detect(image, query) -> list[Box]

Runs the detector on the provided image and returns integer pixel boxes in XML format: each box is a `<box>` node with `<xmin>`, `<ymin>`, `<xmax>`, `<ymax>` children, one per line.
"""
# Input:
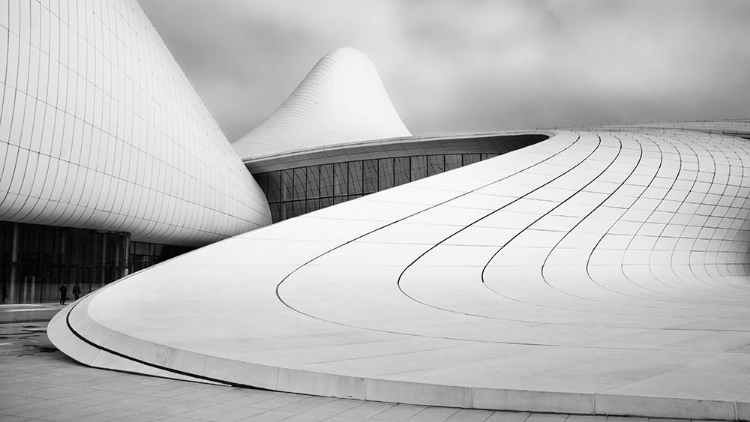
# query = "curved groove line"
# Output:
<box><xmin>576</xmin><ymin>132</ymin><xmax>672</xmax><ymax>295</ymax></box>
<box><xmin>547</xmin><ymin>132</ymin><xmax>680</xmax><ymax>300</ymax></box>
<box><xmin>391</xmin><ymin>134</ymin><xmax>618</xmax><ymax>316</ymax></box>
<box><xmin>268</xmin><ymin>133</ymin><xmax>656</xmax><ymax>347</ymax></box>
<box><xmin>481</xmin><ymin>134</ymin><xmax>667</xmax><ymax>310</ymax></box>
<box><xmin>483</xmin><ymin>133</ymin><xmax>696</xmax><ymax>310</ymax></box>
<box><xmin>635</xmin><ymin>133</ymin><xmax>688</xmax><ymax>292</ymax></box>
<box><xmin>689</xmin><ymin>137</ymin><xmax>745</xmax><ymax>287</ymax></box>
<box><xmin>666</xmin><ymin>136</ymin><xmax>732</xmax><ymax>291</ymax></box>
<box><xmin>389</xmin><ymin>134</ymin><xmax>610</xmax><ymax>316</ymax></box>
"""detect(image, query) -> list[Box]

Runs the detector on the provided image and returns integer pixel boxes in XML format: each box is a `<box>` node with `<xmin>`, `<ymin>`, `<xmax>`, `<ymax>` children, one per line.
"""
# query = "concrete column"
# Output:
<box><xmin>101</xmin><ymin>233</ymin><xmax>107</xmax><ymax>285</ymax></box>
<box><xmin>114</xmin><ymin>239</ymin><xmax>120</xmax><ymax>279</ymax></box>
<box><xmin>122</xmin><ymin>235</ymin><xmax>130</xmax><ymax>277</ymax></box>
<box><xmin>8</xmin><ymin>223</ymin><xmax>19</xmax><ymax>303</ymax></box>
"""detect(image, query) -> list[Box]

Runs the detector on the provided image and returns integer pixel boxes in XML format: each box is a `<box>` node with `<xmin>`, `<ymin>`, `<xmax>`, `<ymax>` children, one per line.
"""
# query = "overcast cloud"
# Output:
<box><xmin>139</xmin><ymin>0</ymin><xmax>750</xmax><ymax>141</ymax></box>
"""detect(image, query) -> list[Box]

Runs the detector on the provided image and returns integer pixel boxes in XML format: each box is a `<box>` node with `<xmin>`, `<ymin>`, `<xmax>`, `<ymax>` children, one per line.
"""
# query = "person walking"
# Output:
<box><xmin>72</xmin><ymin>283</ymin><xmax>82</xmax><ymax>301</ymax></box>
<box><xmin>59</xmin><ymin>283</ymin><xmax>68</xmax><ymax>305</ymax></box>
<box><xmin>1</xmin><ymin>284</ymin><xmax>7</xmax><ymax>303</ymax></box>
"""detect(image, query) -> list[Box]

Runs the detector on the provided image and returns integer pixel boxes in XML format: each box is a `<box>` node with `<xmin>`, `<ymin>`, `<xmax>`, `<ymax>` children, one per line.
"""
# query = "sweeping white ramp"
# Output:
<box><xmin>50</xmin><ymin>129</ymin><xmax>750</xmax><ymax>420</ymax></box>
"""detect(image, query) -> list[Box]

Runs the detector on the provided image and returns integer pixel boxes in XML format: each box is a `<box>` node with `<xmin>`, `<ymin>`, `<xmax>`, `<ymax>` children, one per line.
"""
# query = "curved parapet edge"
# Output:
<box><xmin>48</xmin><ymin>296</ymin><xmax>225</xmax><ymax>385</ymax></box>
<box><xmin>50</xmin><ymin>272</ymin><xmax>748</xmax><ymax>420</ymax></box>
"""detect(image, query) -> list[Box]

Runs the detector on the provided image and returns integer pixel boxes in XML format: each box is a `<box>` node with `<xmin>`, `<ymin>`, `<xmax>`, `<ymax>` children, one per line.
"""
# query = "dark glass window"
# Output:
<box><xmin>281</xmin><ymin>169</ymin><xmax>294</xmax><ymax>201</ymax></box>
<box><xmin>293</xmin><ymin>168</ymin><xmax>306</xmax><ymax>200</ymax></box>
<box><xmin>306</xmin><ymin>166</ymin><xmax>320</xmax><ymax>199</ymax></box>
<box><xmin>135</xmin><ymin>242</ymin><xmax>149</xmax><ymax>255</ymax></box>
<box><xmin>266</xmin><ymin>171</ymin><xmax>281</xmax><ymax>203</ymax></box>
<box><xmin>270</xmin><ymin>203</ymin><xmax>281</xmax><ymax>222</ymax></box>
<box><xmin>395</xmin><ymin>157</ymin><xmax>410</xmax><ymax>186</ymax></box>
<box><xmin>320</xmin><ymin>164</ymin><xmax>334</xmax><ymax>198</ymax></box>
<box><xmin>254</xmin><ymin>173</ymin><xmax>268</xmax><ymax>197</ymax></box>
<box><xmin>363</xmin><ymin>160</ymin><xmax>378</xmax><ymax>194</ymax></box>
<box><xmin>411</xmin><ymin>156</ymin><xmax>427</xmax><ymax>181</ymax></box>
<box><xmin>428</xmin><ymin>155</ymin><xmax>445</xmax><ymax>176</ymax></box>
<box><xmin>333</xmin><ymin>163</ymin><xmax>347</xmax><ymax>197</ymax></box>
<box><xmin>463</xmin><ymin>154</ymin><xmax>481</xmax><ymax>166</ymax></box>
<box><xmin>282</xmin><ymin>202</ymin><xmax>293</xmax><ymax>220</ymax></box>
<box><xmin>445</xmin><ymin>154</ymin><xmax>462</xmax><ymax>171</ymax></box>
<box><xmin>348</xmin><ymin>161</ymin><xmax>363</xmax><ymax>195</ymax></box>
<box><xmin>306</xmin><ymin>199</ymin><xmax>320</xmax><ymax>213</ymax></box>
<box><xmin>253</xmin><ymin>135</ymin><xmax>537</xmax><ymax>224</ymax></box>
<box><xmin>0</xmin><ymin>222</ymin><xmax>193</xmax><ymax>303</ymax></box>
<box><xmin>293</xmin><ymin>200</ymin><xmax>305</xmax><ymax>217</ymax></box>
<box><xmin>379</xmin><ymin>158</ymin><xmax>394</xmax><ymax>190</ymax></box>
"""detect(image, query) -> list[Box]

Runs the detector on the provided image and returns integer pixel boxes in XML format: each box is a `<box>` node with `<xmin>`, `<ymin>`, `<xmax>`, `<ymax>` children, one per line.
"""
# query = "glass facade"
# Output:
<box><xmin>129</xmin><ymin>242</ymin><xmax>194</xmax><ymax>274</ymax></box>
<box><xmin>0</xmin><ymin>222</ymin><xmax>129</xmax><ymax>303</ymax></box>
<box><xmin>256</xmin><ymin>153</ymin><xmax>500</xmax><ymax>223</ymax></box>
<box><xmin>0</xmin><ymin>222</ymin><xmax>194</xmax><ymax>303</ymax></box>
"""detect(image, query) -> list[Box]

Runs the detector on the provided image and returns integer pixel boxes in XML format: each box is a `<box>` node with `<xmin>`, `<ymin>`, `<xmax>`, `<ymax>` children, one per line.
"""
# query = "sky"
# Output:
<box><xmin>139</xmin><ymin>0</ymin><xmax>750</xmax><ymax>142</ymax></box>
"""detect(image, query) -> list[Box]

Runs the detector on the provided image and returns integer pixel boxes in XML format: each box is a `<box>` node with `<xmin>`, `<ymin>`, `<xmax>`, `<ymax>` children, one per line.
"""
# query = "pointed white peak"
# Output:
<box><xmin>233</xmin><ymin>47</ymin><xmax>411</xmax><ymax>160</ymax></box>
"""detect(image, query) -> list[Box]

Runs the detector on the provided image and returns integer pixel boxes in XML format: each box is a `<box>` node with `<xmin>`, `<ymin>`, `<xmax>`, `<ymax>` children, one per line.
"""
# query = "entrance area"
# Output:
<box><xmin>0</xmin><ymin>222</ymin><xmax>130</xmax><ymax>303</ymax></box>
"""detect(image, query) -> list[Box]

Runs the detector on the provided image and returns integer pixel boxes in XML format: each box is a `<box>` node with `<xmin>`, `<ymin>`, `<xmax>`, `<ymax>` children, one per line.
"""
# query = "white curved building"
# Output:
<box><xmin>232</xmin><ymin>47</ymin><xmax>412</xmax><ymax>160</ymax></box>
<box><xmin>0</xmin><ymin>0</ymin><xmax>270</xmax><ymax>302</ymax></box>
<box><xmin>6</xmin><ymin>1</ymin><xmax>746</xmax><ymax>419</ymax></box>
<box><xmin>50</xmin><ymin>124</ymin><xmax>750</xmax><ymax>421</ymax></box>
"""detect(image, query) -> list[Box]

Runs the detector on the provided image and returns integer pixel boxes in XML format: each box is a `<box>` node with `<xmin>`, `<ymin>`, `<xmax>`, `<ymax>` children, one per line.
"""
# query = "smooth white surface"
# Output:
<box><xmin>0</xmin><ymin>0</ymin><xmax>270</xmax><ymax>245</ymax></box>
<box><xmin>51</xmin><ymin>126</ymin><xmax>750</xmax><ymax>418</ymax></box>
<box><xmin>232</xmin><ymin>47</ymin><xmax>412</xmax><ymax>160</ymax></box>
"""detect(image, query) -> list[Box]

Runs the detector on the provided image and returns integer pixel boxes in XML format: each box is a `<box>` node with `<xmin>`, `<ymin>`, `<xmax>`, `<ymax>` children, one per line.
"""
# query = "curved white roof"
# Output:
<box><xmin>232</xmin><ymin>47</ymin><xmax>412</xmax><ymax>160</ymax></box>
<box><xmin>50</xmin><ymin>124</ymin><xmax>750</xmax><ymax>420</ymax></box>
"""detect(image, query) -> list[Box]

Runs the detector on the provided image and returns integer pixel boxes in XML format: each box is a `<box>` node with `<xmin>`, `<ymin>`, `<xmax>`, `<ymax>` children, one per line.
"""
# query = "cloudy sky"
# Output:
<box><xmin>139</xmin><ymin>0</ymin><xmax>750</xmax><ymax>141</ymax></box>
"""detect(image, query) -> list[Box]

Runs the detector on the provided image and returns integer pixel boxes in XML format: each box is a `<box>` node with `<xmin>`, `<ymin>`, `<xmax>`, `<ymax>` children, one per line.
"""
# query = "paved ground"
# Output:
<box><xmin>0</xmin><ymin>304</ymin><xmax>723</xmax><ymax>422</ymax></box>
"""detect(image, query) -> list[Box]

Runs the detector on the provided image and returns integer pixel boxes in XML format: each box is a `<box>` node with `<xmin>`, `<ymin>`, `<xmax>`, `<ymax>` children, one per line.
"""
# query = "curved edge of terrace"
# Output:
<box><xmin>49</xmin><ymin>129</ymin><xmax>750</xmax><ymax>421</ymax></box>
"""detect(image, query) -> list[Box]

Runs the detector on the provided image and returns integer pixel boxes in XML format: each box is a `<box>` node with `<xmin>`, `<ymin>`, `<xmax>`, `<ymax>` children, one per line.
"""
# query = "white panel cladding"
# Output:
<box><xmin>0</xmin><ymin>0</ymin><xmax>271</xmax><ymax>246</ymax></box>
<box><xmin>233</xmin><ymin>47</ymin><xmax>412</xmax><ymax>160</ymax></box>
